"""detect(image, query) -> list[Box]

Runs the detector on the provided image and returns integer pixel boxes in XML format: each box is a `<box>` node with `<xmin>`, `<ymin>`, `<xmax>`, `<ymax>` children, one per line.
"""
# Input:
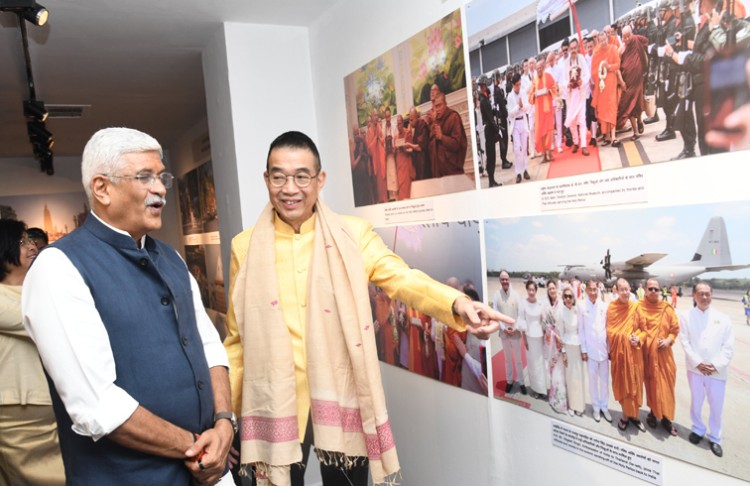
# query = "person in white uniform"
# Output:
<box><xmin>506</xmin><ymin>73</ymin><xmax>530</xmax><ymax>184</ymax></box>
<box><xmin>679</xmin><ymin>281</ymin><xmax>734</xmax><ymax>458</ymax></box>
<box><xmin>578</xmin><ymin>279</ymin><xmax>611</xmax><ymax>422</ymax></box>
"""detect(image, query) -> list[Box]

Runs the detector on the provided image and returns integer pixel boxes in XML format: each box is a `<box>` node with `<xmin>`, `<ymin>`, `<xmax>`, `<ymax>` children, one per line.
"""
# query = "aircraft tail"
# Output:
<box><xmin>690</xmin><ymin>217</ymin><xmax>732</xmax><ymax>267</ymax></box>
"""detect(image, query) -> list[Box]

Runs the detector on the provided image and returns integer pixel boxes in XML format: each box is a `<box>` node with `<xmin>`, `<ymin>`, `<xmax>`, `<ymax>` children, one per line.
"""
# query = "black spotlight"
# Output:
<box><xmin>0</xmin><ymin>1</ymin><xmax>48</xmax><ymax>26</ymax></box>
<box><xmin>23</xmin><ymin>99</ymin><xmax>48</xmax><ymax>121</ymax></box>
<box><xmin>27</xmin><ymin>120</ymin><xmax>53</xmax><ymax>145</ymax></box>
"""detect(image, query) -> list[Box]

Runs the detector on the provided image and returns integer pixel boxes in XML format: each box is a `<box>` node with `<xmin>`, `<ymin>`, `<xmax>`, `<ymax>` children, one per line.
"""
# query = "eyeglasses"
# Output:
<box><xmin>101</xmin><ymin>172</ymin><xmax>174</xmax><ymax>189</ymax></box>
<box><xmin>647</xmin><ymin>287</ymin><xmax>660</xmax><ymax>292</ymax></box>
<box><xmin>563</xmin><ymin>294</ymin><xmax>575</xmax><ymax>300</ymax></box>
<box><xmin>266</xmin><ymin>172</ymin><xmax>318</xmax><ymax>188</ymax></box>
<box><xmin>19</xmin><ymin>238</ymin><xmax>36</xmax><ymax>248</ymax></box>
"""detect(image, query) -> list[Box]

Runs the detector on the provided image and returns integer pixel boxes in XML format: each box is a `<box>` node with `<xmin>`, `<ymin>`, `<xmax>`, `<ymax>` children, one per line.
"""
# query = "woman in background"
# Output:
<box><xmin>0</xmin><ymin>219</ymin><xmax>64</xmax><ymax>485</ymax></box>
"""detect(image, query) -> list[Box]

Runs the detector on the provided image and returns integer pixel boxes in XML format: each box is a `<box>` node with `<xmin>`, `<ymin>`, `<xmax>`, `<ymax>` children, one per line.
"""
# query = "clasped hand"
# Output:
<box><xmin>184</xmin><ymin>422</ymin><xmax>234</xmax><ymax>485</ymax></box>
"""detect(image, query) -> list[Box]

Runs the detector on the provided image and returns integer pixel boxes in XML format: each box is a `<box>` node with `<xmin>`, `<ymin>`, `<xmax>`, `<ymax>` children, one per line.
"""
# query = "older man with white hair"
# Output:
<box><xmin>679</xmin><ymin>282</ymin><xmax>734</xmax><ymax>457</ymax></box>
<box><xmin>22</xmin><ymin>127</ymin><xmax>234</xmax><ymax>485</ymax></box>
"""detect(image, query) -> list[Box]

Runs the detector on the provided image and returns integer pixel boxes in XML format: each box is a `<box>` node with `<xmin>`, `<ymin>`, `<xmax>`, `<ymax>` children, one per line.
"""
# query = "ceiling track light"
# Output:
<box><xmin>0</xmin><ymin>1</ymin><xmax>48</xmax><ymax>26</ymax></box>
<box><xmin>28</xmin><ymin>120</ymin><xmax>53</xmax><ymax>144</ymax></box>
<box><xmin>23</xmin><ymin>99</ymin><xmax>48</xmax><ymax>121</ymax></box>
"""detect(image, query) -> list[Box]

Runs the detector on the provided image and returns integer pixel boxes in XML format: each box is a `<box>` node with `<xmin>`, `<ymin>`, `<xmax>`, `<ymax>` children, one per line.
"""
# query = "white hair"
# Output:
<box><xmin>81</xmin><ymin>127</ymin><xmax>163</xmax><ymax>201</ymax></box>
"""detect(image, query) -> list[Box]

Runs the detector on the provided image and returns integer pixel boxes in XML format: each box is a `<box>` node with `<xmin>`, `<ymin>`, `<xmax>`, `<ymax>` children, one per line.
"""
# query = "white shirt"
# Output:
<box><xmin>679</xmin><ymin>306</ymin><xmax>735</xmax><ymax>381</ymax></box>
<box><xmin>492</xmin><ymin>287</ymin><xmax>520</xmax><ymax>332</ymax></box>
<box><xmin>22</xmin><ymin>213</ymin><xmax>228</xmax><ymax>441</ymax></box>
<box><xmin>577</xmin><ymin>297</ymin><xmax>608</xmax><ymax>361</ymax></box>
<box><xmin>562</xmin><ymin>52</ymin><xmax>591</xmax><ymax>100</ymax></box>
<box><xmin>508</xmin><ymin>89</ymin><xmax>531</xmax><ymax>128</ymax></box>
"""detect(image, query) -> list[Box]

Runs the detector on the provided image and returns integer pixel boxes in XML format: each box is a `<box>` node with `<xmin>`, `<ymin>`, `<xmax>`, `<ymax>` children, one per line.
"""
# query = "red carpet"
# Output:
<box><xmin>546</xmin><ymin>134</ymin><xmax>602</xmax><ymax>179</ymax></box>
<box><xmin>491</xmin><ymin>347</ymin><xmax>532</xmax><ymax>407</ymax></box>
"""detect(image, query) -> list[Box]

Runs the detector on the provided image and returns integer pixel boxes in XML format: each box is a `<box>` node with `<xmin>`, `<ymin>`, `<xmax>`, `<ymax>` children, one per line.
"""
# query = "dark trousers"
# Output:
<box><xmin>291</xmin><ymin>415</ymin><xmax>369</xmax><ymax>486</ymax></box>
<box><xmin>484</xmin><ymin>132</ymin><xmax>498</xmax><ymax>185</ymax></box>
<box><xmin>498</xmin><ymin>119</ymin><xmax>509</xmax><ymax>163</ymax></box>
<box><xmin>678</xmin><ymin>96</ymin><xmax>697</xmax><ymax>153</ymax></box>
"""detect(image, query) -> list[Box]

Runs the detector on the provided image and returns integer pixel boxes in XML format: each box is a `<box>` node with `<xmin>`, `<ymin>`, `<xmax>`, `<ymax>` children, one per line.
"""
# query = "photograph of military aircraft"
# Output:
<box><xmin>558</xmin><ymin>216</ymin><xmax>750</xmax><ymax>287</ymax></box>
<box><xmin>484</xmin><ymin>201</ymin><xmax>750</xmax><ymax>289</ymax></box>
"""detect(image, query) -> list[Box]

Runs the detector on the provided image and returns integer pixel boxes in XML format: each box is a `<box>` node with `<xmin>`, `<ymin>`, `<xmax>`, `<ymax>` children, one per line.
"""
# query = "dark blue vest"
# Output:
<box><xmin>49</xmin><ymin>215</ymin><xmax>214</xmax><ymax>485</ymax></box>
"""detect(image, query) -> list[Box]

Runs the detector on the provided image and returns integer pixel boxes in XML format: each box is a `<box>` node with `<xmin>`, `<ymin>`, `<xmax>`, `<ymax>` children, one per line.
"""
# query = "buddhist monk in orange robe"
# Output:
<box><xmin>394</xmin><ymin>115</ymin><xmax>416</xmax><ymax>200</ymax></box>
<box><xmin>407</xmin><ymin>306</ymin><xmax>426</xmax><ymax>375</ymax></box>
<box><xmin>374</xmin><ymin>287</ymin><xmax>398</xmax><ymax>365</ymax></box>
<box><xmin>591</xmin><ymin>30</ymin><xmax>621</xmax><ymax>146</ymax></box>
<box><xmin>442</xmin><ymin>326</ymin><xmax>466</xmax><ymax>387</ymax></box>
<box><xmin>635</xmin><ymin>278</ymin><xmax>680</xmax><ymax>436</ymax></box>
<box><xmin>366</xmin><ymin>111</ymin><xmax>386</xmax><ymax>203</ymax></box>
<box><xmin>528</xmin><ymin>56</ymin><xmax>557</xmax><ymax>162</ymax></box>
<box><xmin>607</xmin><ymin>279</ymin><xmax>645</xmax><ymax>431</ymax></box>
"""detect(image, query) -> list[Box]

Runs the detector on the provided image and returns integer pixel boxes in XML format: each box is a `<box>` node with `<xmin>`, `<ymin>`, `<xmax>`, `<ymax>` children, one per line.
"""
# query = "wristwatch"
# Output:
<box><xmin>213</xmin><ymin>411</ymin><xmax>238</xmax><ymax>435</ymax></box>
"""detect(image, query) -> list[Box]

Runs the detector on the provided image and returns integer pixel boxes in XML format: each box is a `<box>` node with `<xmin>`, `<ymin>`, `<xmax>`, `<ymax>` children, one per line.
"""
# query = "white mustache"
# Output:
<box><xmin>145</xmin><ymin>195</ymin><xmax>167</xmax><ymax>207</ymax></box>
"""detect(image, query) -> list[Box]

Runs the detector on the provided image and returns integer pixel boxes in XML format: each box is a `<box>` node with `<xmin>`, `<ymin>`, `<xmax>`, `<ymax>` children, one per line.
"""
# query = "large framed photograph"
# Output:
<box><xmin>465</xmin><ymin>0</ymin><xmax>750</xmax><ymax>188</ymax></box>
<box><xmin>344</xmin><ymin>9</ymin><xmax>476</xmax><ymax>207</ymax></box>
<box><xmin>484</xmin><ymin>201</ymin><xmax>750</xmax><ymax>481</ymax></box>
<box><xmin>371</xmin><ymin>220</ymin><xmax>488</xmax><ymax>395</ymax></box>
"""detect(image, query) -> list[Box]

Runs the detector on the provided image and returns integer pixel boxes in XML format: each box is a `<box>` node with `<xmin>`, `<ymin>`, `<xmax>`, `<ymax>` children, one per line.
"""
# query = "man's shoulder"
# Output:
<box><xmin>230</xmin><ymin>227</ymin><xmax>255</xmax><ymax>263</ymax></box>
<box><xmin>707</xmin><ymin>307</ymin><xmax>731</xmax><ymax>325</ymax></box>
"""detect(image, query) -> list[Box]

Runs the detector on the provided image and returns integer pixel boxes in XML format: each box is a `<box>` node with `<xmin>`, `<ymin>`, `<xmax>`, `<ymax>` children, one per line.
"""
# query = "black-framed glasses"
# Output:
<box><xmin>647</xmin><ymin>287</ymin><xmax>660</xmax><ymax>292</ymax></box>
<box><xmin>101</xmin><ymin>172</ymin><xmax>174</xmax><ymax>189</ymax></box>
<box><xmin>563</xmin><ymin>294</ymin><xmax>575</xmax><ymax>300</ymax></box>
<box><xmin>266</xmin><ymin>172</ymin><xmax>318</xmax><ymax>188</ymax></box>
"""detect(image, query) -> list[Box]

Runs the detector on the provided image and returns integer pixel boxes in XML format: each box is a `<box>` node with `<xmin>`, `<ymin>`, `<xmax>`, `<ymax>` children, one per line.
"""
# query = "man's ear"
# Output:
<box><xmin>90</xmin><ymin>175</ymin><xmax>111</xmax><ymax>207</ymax></box>
<box><xmin>317</xmin><ymin>170</ymin><xmax>327</xmax><ymax>190</ymax></box>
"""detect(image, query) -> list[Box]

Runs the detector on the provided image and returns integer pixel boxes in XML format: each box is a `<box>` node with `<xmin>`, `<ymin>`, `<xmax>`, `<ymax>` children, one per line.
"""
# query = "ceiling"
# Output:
<box><xmin>0</xmin><ymin>0</ymin><xmax>338</xmax><ymax>162</ymax></box>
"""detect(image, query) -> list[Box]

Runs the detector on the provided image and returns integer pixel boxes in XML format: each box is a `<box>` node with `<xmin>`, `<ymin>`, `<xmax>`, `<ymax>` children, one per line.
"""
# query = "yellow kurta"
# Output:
<box><xmin>224</xmin><ymin>213</ymin><xmax>466</xmax><ymax>441</ymax></box>
<box><xmin>635</xmin><ymin>300</ymin><xmax>679</xmax><ymax>421</ymax></box>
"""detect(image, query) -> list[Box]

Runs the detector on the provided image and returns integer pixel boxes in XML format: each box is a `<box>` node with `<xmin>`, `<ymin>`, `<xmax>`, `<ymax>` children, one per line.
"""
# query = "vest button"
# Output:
<box><xmin>139</xmin><ymin>258</ymin><xmax>148</xmax><ymax>267</ymax></box>
<box><xmin>161</xmin><ymin>296</ymin><xmax>170</xmax><ymax>306</ymax></box>
<box><xmin>197</xmin><ymin>380</ymin><xmax>205</xmax><ymax>390</ymax></box>
<box><xmin>181</xmin><ymin>336</ymin><xmax>188</xmax><ymax>346</ymax></box>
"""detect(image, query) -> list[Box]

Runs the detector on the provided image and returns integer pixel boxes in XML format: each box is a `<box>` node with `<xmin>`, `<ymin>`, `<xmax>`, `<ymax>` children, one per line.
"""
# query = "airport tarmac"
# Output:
<box><xmin>485</xmin><ymin>278</ymin><xmax>750</xmax><ymax>482</ymax></box>
<box><xmin>478</xmin><ymin>107</ymin><xmax>685</xmax><ymax>188</ymax></box>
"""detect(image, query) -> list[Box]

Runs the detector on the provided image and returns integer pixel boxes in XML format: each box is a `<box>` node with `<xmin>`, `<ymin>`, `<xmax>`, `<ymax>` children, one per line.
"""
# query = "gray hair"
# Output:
<box><xmin>81</xmin><ymin>127</ymin><xmax>163</xmax><ymax>202</ymax></box>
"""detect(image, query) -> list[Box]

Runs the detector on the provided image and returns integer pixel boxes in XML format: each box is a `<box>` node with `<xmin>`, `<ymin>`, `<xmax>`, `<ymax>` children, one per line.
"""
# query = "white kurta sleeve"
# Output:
<box><xmin>22</xmin><ymin>248</ymin><xmax>138</xmax><ymax>441</ymax></box>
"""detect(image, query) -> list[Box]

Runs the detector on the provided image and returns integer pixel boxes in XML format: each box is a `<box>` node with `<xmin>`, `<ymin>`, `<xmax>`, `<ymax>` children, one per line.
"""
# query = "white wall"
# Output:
<box><xmin>303</xmin><ymin>0</ymin><xmax>749</xmax><ymax>485</ymax></box>
<box><xmin>203</xmin><ymin>21</ymin><xmax>318</xmax><ymax>280</ymax></box>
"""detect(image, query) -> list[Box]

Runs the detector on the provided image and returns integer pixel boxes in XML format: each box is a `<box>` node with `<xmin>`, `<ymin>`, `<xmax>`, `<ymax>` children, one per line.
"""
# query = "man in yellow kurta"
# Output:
<box><xmin>223</xmin><ymin>131</ymin><xmax>510</xmax><ymax>486</ymax></box>
<box><xmin>606</xmin><ymin>278</ymin><xmax>645</xmax><ymax>432</ymax></box>
<box><xmin>634</xmin><ymin>278</ymin><xmax>680</xmax><ymax>436</ymax></box>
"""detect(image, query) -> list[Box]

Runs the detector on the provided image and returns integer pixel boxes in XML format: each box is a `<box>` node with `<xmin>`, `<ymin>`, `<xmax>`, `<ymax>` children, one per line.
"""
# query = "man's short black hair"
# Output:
<box><xmin>511</xmin><ymin>72</ymin><xmax>522</xmax><ymax>85</ymax></box>
<box><xmin>561</xmin><ymin>38</ymin><xmax>570</xmax><ymax>48</ymax></box>
<box><xmin>0</xmin><ymin>219</ymin><xmax>26</xmax><ymax>281</ymax></box>
<box><xmin>27</xmin><ymin>227</ymin><xmax>48</xmax><ymax>245</ymax></box>
<box><xmin>266</xmin><ymin>131</ymin><xmax>321</xmax><ymax>172</ymax></box>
